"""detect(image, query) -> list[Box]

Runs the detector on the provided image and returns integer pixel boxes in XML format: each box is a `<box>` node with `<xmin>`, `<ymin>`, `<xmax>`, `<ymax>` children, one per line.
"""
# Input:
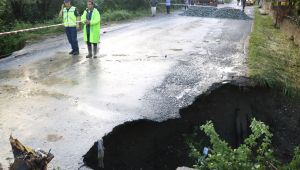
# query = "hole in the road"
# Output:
<box><xmin>83</xmin><ymin>81</ymin><xmax>300</xmax><ymax>170</ymax></box>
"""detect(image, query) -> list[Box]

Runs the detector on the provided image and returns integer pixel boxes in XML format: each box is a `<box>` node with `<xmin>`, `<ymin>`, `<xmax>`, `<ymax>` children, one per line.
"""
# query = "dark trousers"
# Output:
<box><xmin>87</xmin><ymin>33</ymin><xmax>97</xmax><ymax>54</ymax></box>
<box><xmin>65</xmin><ymin>27</ymin><xmax>79</xmax><ymax>52</ymax></box>
<box><xmin>166</xmin><ymin>5</ymin><xmax>170</xmax><ymax>14</ymax></box>
<box><xmin>242</xmin><ymin>0</ymin><xmax>246</xmax><ymax>11</ymax></box>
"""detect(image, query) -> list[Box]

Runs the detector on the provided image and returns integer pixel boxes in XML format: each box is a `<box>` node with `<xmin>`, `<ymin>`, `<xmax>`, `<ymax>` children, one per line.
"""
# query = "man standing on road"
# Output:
<box><xmin>150</xmin><ymin>0</ymin><xmax>158</xmax><ymax>17</ymax></box>
<box><xmin>241</xmin><ymin>0</ymin><xmax>246</xmax><ymax>11</ymax></box>
<box><xmin>184</xmin><ymin>0</ymin><xmax>189</xmax><ymax>10</ymax></box>
<box><xmin>81</xmin><ymin>0</ymin><xmax>101</xmax><ymax>58</ymax></box>
<box><xmin>59</xmin><ymin>0</ymin><xmax>80</xmax><ymax>55</ymax></box>
<box><xmin>166</xmin><ymin>0</ymin><xmax>171</xmax><ymax>14</ymax></box>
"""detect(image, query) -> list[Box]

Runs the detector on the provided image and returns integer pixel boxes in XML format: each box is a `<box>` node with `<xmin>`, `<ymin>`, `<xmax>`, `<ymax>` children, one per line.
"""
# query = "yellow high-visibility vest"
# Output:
<box><xmin>63</xmin><ymin>6</ymin><xmax>77</xmax><ymax>27</ymax></box>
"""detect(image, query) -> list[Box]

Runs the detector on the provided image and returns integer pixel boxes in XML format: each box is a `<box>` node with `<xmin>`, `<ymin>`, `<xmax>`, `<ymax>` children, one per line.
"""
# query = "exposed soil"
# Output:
<box><xmin>83</xmin><ymin>80</ymin><xmax>300</xmax><ymax>170</ymax></box>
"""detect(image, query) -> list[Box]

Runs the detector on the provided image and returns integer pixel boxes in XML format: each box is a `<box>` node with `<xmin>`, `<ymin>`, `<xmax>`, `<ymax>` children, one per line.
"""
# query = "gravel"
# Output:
<box><xmin>181</xmin><ymin>6</ymin><xmax>252</xmax><ymax>20</ymax></box>
<box><xmin>181</xmin><ymin>6</ymin><xmax>218</xmax><ymax>17</ymax></box>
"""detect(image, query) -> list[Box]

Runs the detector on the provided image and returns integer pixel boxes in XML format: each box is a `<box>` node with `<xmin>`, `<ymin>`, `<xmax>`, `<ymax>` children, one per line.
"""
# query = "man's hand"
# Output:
<box><xmin>86</xmin><ymin>20</ymin><xmax>90</xmax><ymax>25</ymax></box>
<box><xmin>61</xmin><ymin>4</ymin><xmax>65</xmax><ymax>10</ymax></box>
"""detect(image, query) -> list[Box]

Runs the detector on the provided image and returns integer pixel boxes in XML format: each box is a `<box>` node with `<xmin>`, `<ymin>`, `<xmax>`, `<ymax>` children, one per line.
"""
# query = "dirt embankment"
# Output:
<box><xmin>83</xmin><ymin>80</ymin><xmax>300</xmax><ymax>170</ymax></box>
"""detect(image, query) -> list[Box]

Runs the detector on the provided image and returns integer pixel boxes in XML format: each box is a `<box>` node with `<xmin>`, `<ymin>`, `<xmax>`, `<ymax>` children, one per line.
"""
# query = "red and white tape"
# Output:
<box><xmin>0</xmin><ymin>21</ymin><xmax>81</xmax><ymax>36</ymax></box>
<box><xmin>158</xmin><ymin>3</ymin><xmax>211</xmax><ymax>6</ymax></box>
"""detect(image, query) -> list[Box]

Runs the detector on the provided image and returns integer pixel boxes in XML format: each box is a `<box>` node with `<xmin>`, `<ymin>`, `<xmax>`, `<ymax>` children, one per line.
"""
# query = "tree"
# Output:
<box><xmin>36</xmin><ymin>0</ymin><xmax>52</xmax><ymax>19</ymax></box>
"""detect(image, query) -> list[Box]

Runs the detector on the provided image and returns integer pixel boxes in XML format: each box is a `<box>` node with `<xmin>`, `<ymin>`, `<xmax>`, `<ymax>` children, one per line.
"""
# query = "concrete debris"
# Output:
<box><xmin>181</xmin><ymin>6</ymin><xmax>218</xmax><ymax>17</ymax></box>
<box><xmin>181</xmin><ymin>6</ymin><xmax>251</xmax><ymax>20</ymax></box>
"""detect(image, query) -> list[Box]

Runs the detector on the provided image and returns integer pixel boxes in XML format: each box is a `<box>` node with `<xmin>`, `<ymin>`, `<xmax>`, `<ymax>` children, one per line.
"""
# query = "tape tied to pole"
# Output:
<box><xmin>0</xmin><ymin>21</ymin><xmax>81</xmax><ymax>36</ymax></box>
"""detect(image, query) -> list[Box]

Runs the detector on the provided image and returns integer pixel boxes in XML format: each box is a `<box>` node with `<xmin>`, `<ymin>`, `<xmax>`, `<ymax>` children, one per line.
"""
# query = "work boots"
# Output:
<box><xmin>86</xmin><ymin>45</ymin><xmax>92</xmax><ymax>58</ymax></box>
<box><xmin>93</xmin><ymin>46</ymin><xmax>98</xmax><ymax>58</ymax></box>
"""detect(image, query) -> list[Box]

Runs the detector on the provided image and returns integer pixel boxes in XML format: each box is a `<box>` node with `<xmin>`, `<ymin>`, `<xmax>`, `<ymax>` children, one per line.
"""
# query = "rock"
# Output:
<box><xmin>181</xmin><ymin>6</ymin><xmax>217</xmax><ymax>17</ymax></box>
<box><xmin>181</xmin><ymin>6</ymin><xmax>251</xmax><ymax>20</ymax></box>
<box><xmin>211</xmin><ymin>7</ymin><xmax>252</xmax><ymax>20</ymax></box>
<box><xmin>259</xmin><ymin>9</ymin><xmax>268</xmax><ymax>15</ymax></box>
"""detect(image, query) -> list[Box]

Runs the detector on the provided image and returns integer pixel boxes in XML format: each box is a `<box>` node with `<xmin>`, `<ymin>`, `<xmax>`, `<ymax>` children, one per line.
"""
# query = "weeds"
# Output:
<box><xmin>248</xmin><ymin>9</ymin><xmax>300</xmax><ymax>96</ymax></box>
<box><xmin>190</xmin><ymin>119</ymin><xmax>300</xmax><ymax>170</ymax></box>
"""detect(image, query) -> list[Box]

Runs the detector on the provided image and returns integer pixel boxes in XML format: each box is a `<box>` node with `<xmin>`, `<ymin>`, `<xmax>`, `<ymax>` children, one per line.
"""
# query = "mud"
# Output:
<box><xmin>84</xmin><ymin>81</ymin><xmax>300</xmax><ymax>170</ymax></box>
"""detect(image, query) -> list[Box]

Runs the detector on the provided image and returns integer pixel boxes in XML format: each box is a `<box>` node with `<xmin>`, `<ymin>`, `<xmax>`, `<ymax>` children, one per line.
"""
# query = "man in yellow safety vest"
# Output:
<box><xmin>59</xmin><ymin>0</ymin><xmax>80</xmax><ymax>55</ymax></box>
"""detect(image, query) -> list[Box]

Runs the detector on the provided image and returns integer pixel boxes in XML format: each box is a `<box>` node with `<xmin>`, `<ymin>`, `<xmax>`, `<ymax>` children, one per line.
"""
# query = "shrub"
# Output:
<box><xmin>102</xmin><ymin>10</ymin><xmax>133</xmax><ymax>22</ymax></box>
<box><xmin>190</xmin><ymin>119</ymin><xmax>300</xmax><ymax>170</ymax></box>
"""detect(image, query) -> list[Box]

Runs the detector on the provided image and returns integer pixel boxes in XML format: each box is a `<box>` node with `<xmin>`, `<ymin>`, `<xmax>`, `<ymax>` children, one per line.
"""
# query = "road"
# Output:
<box><xmin>0</xmin><ymin>6</ymin><xmax>253</xmax><ymax>169</ymax></box>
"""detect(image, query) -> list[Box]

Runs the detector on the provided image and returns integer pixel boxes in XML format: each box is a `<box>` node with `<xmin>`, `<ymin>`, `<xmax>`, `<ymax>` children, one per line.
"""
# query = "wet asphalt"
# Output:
<box><xmin>0</xmin><ymin>5</ymin><xmax>253</xmax><ymax>169</ymax></box>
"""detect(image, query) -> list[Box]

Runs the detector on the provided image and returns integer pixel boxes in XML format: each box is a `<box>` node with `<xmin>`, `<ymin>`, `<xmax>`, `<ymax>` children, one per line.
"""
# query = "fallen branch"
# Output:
<box><xmin>9</xmin><ymin>136</ymin><xmax>54</xmax><ymax>170</ymax></box>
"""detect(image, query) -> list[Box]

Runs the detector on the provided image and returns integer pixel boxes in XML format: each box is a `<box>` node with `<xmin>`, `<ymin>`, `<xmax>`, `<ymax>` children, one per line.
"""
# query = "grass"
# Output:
<box><xmin>224</xmin><ymin>0</ymin><xmax>233</xmax><ymax>3</ymax></box>
<box><xmin>101</xmin><ymin>9</ymin><xmax>151</xmax><ymax>23</ymax></box>
<box><xmin>0</xmin><ymin>18</ymin><xmax>64</xmax><ymax>57</ymax></box>
<box><xmin>248</xmin><ymin>9</ymin><xmax>300</xmax><ymax>96</ymax></box>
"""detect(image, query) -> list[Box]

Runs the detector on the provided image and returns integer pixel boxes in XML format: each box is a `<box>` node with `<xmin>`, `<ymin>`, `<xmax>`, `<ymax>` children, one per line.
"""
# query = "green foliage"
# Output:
<box><xmin>283</xmin><ymin>147</ymin><xmax>300</xmax><ymax>170</ymax></box>
<box><xmin>184</xmin><ymin>128</ymin><xmax>205</xmax><ymax>165</ymax></box>
<box><xmin>224</xmin><ymin>0</ymin><xmax>233</xmax><ymax>3</ymax></box>
<box><xmin>190</xmin><ymin>119</ymin><xmax>300</xmax><ymax>170</ymax></box>
<box><xmin>290</xmin><ymin>0</ymin><xmax>300</xmax><ymax>17</ymax></box>
<box><xmin>198</xmin><ymin>119</ymin><xmax>276</xmax><ymax>169</ymax></box>
<box><xmin>0</xmin><ymin>18</ymin><xmax>63</xmax><ymax>57</ymax></box>
<box><xmin>102</xmin><ymin>10</ymin><xmax>133</xmax><ymax>22</ymax></box>
<box><xmin>248</xmin><ymin>9</ymin><xmax>300</xmax><ymax>96</ymax></box>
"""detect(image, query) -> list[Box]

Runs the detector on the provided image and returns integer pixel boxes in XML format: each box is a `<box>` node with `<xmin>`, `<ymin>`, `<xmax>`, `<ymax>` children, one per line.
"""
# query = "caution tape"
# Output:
<box><xmin>0</xmin><ymin>21</ymin><xmax>81</xmax><ymax>36</ymax></box>
<box><xmin>0</xmin><ymin>4</ymin><xmax>212</xmax><ymax>36</ymax></box>
<box><xmin>158</xmin><ymin>3</ymin><xmax>187</xmax><ymax>6</ymax></box>
<box><xmin>158</xmin><ymin>3</ymin><xmax>203</xmax><ymax>6</ymax></box>
<box><xmin>158</xmin><ymin>3</ymin><xmax>216</xmax><ymax>7</ymax></box>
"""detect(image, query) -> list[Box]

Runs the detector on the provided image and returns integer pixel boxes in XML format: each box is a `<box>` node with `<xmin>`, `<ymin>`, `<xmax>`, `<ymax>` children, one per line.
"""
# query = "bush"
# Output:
<box><xmin>0</xmin><ymin>17</ymin><xmax>64</xmax><ymax>57</ymax></box>
<box><xmin>190</xmin><ymin>119</ymin><xmax>300</xmax><ymax>170</ymax></box>
<box><xmin>102</xmin><ymin>10</ymin><xmax>133</xmax><ymax>22</ymax></box>
<box><xmin>224</xmin><ymin>0</ymin><xmax>233</xmax><ymax>3</ymax></box>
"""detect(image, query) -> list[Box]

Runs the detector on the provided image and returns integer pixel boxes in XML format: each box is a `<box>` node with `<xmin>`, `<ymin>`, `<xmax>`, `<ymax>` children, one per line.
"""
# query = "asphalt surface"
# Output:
<box><xmin>0</xmin><ymin>5</ymin><xmax>253</xmax><ymax>169</ymax></box>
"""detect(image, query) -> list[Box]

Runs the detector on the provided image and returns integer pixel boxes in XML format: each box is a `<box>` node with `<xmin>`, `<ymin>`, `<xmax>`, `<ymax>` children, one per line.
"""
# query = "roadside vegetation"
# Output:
<box><xmin>189</xmin><ymin>119</ymin><xmax>300</xmax><ymax>169</ymax></box>
<box><xmin>223</xmin><ymin>0</ymin><xmax>233</xmax><ymax>4</ymax></box>
<box><xmin>188</xmin><ymin>4</ymin><xmax>300</xmax><ymax>169</ymax></box>
<box><xmin>248</xmin><ymin>9</ymin><xmax>300</xmax><ymax>96</ymax></box>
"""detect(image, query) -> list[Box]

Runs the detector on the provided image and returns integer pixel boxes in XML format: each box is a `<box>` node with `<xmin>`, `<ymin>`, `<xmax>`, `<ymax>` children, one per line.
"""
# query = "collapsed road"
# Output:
<box><xmin>0</xmin><ymin>5</ymin><xmax>253</xmax><ymax>169</ymax></box>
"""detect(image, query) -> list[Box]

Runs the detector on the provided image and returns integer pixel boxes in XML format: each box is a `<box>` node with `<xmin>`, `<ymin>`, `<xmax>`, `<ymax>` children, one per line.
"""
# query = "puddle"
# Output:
<box><xmin>28</xmin><ymin>89</ymin><xmax>70</xmax><ymax>99</ymax></box>
<box><xmin>41</xmin><ymin>76</ymin><xmax>78</xmax><ymax>86</ymax></box>
<box><xmin>47</xmin><ymin>134</ymin><xmax>63</xmax><ymax>142</ymax></box>
<box><xmin>0</xmin><ymin>85</ymin><xmax>19</xmax><ymax>94</ymax></box>
<box><xmin>169</xmin><ymin>49</ymin><xmax>183</xmax><ymax>51</ymax></box>
<box><xmin>112</xmin><ymin>54</ymin><xmax>127</xmax><ymax>57</ymax></box>
<box><xmin>0</xmin><ymin>70</ymin><xmax>25</xmax><ymax>80</ymax></box>
<box><xmin>147</xmin><ymin>56</ymin><xmax>159</xmax><ymax>58</ymax></box>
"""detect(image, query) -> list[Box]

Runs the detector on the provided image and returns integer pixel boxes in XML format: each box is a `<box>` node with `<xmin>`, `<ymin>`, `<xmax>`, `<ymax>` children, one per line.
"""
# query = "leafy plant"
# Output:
<box><xmin>190</xmin><ymin>119</ymin><xmax>300</xmax><ymax>170</ymax></box>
